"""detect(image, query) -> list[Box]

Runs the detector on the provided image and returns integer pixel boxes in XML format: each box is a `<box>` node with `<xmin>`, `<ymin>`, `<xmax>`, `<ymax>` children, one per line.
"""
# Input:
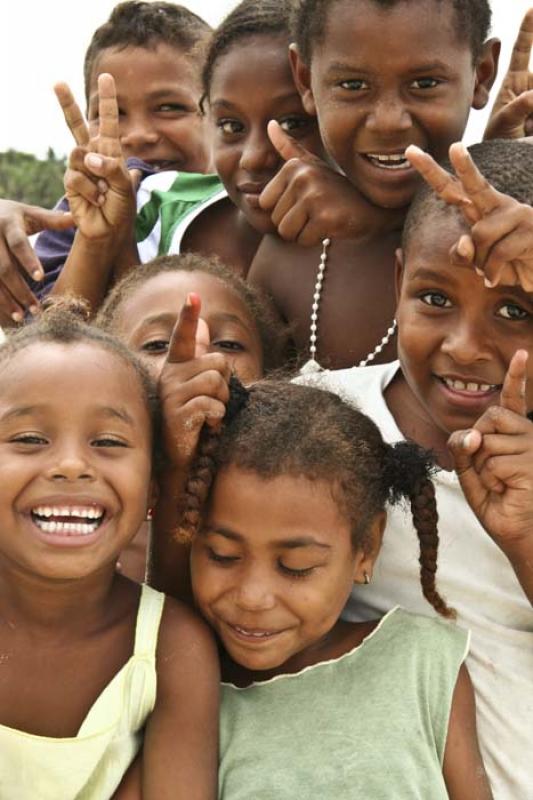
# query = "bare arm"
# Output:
<box><xmin>142</xmin><ymin>598</ymin><xmax>220</xmax><ymax>800</ymax></box>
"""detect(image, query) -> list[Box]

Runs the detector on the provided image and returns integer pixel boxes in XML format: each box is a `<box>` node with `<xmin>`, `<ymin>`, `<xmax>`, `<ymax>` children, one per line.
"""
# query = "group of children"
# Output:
<box><xmin>0</xmin><ymin>0</ymin><xmax>532</xmax><ymax>797</ymax></box>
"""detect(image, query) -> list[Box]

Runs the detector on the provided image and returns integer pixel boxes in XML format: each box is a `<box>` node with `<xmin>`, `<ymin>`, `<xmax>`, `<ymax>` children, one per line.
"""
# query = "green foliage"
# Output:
<box><xmin>0</xmin><ymin>148</ymin><xmax>66</xmax><ymax>208</ymax></box>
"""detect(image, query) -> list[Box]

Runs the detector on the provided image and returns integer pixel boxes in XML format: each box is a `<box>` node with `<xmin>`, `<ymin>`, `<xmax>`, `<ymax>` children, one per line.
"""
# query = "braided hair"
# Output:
<box><xmin>179</xmin><ymin>378</ymin><xmax>453</xmax><ymax>618</ymax></box>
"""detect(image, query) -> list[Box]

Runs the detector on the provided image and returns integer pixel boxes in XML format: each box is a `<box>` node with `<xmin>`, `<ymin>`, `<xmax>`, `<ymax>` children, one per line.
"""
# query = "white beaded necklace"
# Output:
<box><xmin>300</xmin><ymin>237</ymin><xmax>397</xmax><ymax>375</ymax></box>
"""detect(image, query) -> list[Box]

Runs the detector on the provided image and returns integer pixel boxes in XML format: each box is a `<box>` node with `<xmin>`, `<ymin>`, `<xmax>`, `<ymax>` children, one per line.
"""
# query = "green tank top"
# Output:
<box><xmin>219</xmin><ymin>607</ymin><xmax>469</xmax><ymax>799</ymax></box>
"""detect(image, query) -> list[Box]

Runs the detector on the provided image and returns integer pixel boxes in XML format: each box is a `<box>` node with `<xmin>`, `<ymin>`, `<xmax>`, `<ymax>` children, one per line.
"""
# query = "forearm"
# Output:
<box><xmin>148</xmin><ymin>467</ymin><xmax>194</xmax><ymax>604</ymax></box>
<box><xmin>51</xmin><ymin>230</ymin><xmax>120</xmax><ymax>312</ymax></box>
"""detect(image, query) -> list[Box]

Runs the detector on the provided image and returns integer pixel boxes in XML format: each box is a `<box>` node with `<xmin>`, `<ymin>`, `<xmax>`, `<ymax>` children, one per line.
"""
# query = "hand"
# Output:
<box><xmin>158</xmin><ymin>294</ymin><xmax>231</xmax><ymax>470</ymax></box>
<box><xmin>259</xmin><ymin>121</ymin><xmax>402</xmax><ymax>246</ymax></box>
<box><xmin>55</xmin><ymin>74</ymin><xmax>137</xmax><ymax>241</ymax></box>
<box><xmin>406</xmin><ymin>141</ymin><xmax>533</xmax><ymax>290</ymax></box>
<box><xmin>448</xmin><ymin>350</ymin><xmax>533</xmax><ymax>548</ymax></box>
<box><xmin>484</xmin><ymin>9</ymin><xmax>533</xmax><ymax>141</ymax></box>
<box><xmin>0</xmin><ymin>199</ymin><xmax>73</xmax><ymax>322</ymax></box>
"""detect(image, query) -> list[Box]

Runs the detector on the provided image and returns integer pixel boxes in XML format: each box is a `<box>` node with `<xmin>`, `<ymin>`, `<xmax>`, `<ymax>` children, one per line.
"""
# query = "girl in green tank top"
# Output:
<box><xmin>178</xmin><ymin>378</ymin><xmax>493</xmax><ymax>800</ymax></box>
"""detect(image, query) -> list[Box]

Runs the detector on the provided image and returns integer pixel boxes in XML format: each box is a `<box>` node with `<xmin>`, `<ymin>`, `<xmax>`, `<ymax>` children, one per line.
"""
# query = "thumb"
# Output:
<box><xmin>447</xmin><ymin>428</ymin><xmax>485</xmax><ymax>504</ymax></box>
<box><xmin>25</xmin><ymin>206</ymin><xmax>74</xmax><ymax>235</ymax></box>
<box><xmin>267</xmin><ymin>119</ymin><xmax>315</xmax><ymax>163</ymax></box>
<box><xmin>487</xmin><ymin>91</ymin><xmax>533</xmax><ymax>138</ymax></box>
<box><xmin>128</xmin><ymin>168</ymin><xmax>143</xmax><ymax>192</ymax></box>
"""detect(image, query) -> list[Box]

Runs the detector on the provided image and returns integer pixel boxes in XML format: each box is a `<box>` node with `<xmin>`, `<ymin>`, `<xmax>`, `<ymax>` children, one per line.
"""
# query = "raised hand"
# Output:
<box><xmin>259</xmin><ymin>121</ymin><xmax>402</xmax><ymax>246</ymax></box>
<box><xmin>0</xmin><ymin>199</ymin><xmax>73</xmax><ymax>322</ymax></box>
<box><xmin>484</xmin><ymin>9</ymin><xmax>533</xmax><ymax>141</ymax></box>
<box><xmin>406</xmin><ymin>141</ymin><xmax>533</xmax><ymax>290</ymax></box>
<box><xmin>55</xmin><ymin>74</ymin><xmax>136</xmax><ymax>241</ymax></box>
<box><xmin>448</xmin><ymin>350</ymin><xmax>533</xmax><ymax>550</ymax></box>
<box><xmin>158</xmin><ymin>294</ymin><xmax>231</xmax><ymax>470</ymax></box>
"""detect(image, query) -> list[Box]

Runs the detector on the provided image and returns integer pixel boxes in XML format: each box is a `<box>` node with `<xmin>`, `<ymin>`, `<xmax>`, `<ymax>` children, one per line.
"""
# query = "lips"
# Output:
<box><xmin>226</xmin><ymin>621</ymin><xmax>285</xmax><ymax>643</ymax></box>
<box><xmin>31</xmin><ymin>504</ymin><xmax>106</xmax><ymax>536</ymax></box>
<box><xmin>363</xmin><ymin>152</ymin><xmax>411</xmax><ymax>170</ymax></box>
<box><xmin>436</xmin><ymin>374</ymin><xmax>501</xmax><ymax>404</ymax></box>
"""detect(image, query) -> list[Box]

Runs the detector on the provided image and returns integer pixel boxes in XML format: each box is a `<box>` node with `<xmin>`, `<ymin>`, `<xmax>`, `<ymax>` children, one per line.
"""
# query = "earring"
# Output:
<box><xmin>146</xmin><ymin>507</ymin><xmax>153</xmax><ymax>522</ymax></box>
<box><xmin>363</xmin><ymin>571</ymin><xmax>370</xmax><ymax>585</ymax></box>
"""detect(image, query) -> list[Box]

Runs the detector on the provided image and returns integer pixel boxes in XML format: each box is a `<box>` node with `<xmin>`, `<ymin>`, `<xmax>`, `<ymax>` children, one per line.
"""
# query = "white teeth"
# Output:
<box><xmin>32</xmin><ymin>505</ymin><xmax>104</xmax><ymax>520</ymax></box>
<box><xmin>234</xmin><ymin>626</ymin><xmax>272</xmax><ymax>638</ymax></box>
<box><xmin>366</xmin><ymin>153</ymin><xmax>409</xmax><ymax>170</ymax></box>
<box><xmin>34</xmin><ymin>519</ymin><xmax>99</xmax><ymax>536</ymax></box>
<box><xmin>443</xmin><ymin>378</ymin><xmax>496</xmax><ymax>393</ymax></box>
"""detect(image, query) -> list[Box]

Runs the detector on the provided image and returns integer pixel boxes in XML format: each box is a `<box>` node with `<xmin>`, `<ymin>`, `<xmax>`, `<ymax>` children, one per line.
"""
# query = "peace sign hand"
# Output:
<box><xmin>158</xmin><ymin>294</ymin><xmax>231</xmax><ymax>470</ymax></box>
<box><xmin>55</xmin><ymin>74</ymin><xmax>136</xmax><ymax>241</ymax></box>
<box><xmin>259</xmin><ymin>121</ymin><xmax>403</xmax><ymax>246</ymax></box>
<box><xmin>448</xmin><ymin>350</ymin><xmax>533</xmax><ymax>550</ymax></box>
<box><xmin>406</xmin><ymin>142</ymin><xmax>533</xmax><ymax>290</ymax></box>
<box><xmin>484</xmin><ymin>9</ymin><xmax>533</xmax><ymax>141</ymax></box>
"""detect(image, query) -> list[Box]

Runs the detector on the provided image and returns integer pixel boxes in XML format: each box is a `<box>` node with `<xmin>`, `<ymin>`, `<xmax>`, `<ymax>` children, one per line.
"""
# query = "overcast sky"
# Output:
<box><xmin>1</xmin><ymin>0</ymin><xmax>532</xmax><ymax>158</ymax></box>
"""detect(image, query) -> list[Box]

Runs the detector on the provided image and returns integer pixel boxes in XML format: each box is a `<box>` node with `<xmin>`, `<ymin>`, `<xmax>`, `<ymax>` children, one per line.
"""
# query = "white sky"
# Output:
<box><xmin>1</xmin><ymin>0</ymin><xmax>532</xmax><ymax>158</ymax></box>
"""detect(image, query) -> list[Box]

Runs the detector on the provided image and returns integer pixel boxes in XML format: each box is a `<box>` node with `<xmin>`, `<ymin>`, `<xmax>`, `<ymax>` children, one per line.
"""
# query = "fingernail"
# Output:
<box><xmin>29</xmin><ymin>304</ymin><xmax>39</xmax><ymax>316</ymax></box>
<box><xmin>87</xmin><ymin>154</ymin><xmax>103</xmax><ymax>169</ymax></box>
<box><xmin>32</xmin><ymin>269</ymin><xmax>43</xmax><ymax>280</ymax></box>
<box><xmin>484</xmin><ymin>277</ymin><xmax>497</xmax><ymax>288</ymax></box>
<box><xmin>11</xmin><ymin>311</ymin><xmax>23</xmax><ymax>323</ymax></box>
<box><xmin>475</xmin><ymin>267</ymin><xmax>484</xmax><ymax>277</ymax></box>
<box><xmin>97</xmin><ymin>180</ymin><xmax>108</xmax><ymax>193</ymax></box>
<box><xmin>462</xmin><ymin>432</ymin><xmax>474</xmax><ymax>449</ymax></box>
<box><xmin>97</xmin><ymin>194</ymin><xmax>106</xmax><ymax>206</ymax></box>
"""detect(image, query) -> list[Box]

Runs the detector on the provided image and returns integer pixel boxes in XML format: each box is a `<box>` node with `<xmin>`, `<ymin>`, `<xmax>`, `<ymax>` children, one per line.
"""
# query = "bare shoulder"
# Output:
<box><xmin>156</xmin><ymin>594</ymin><xmax>218</xmax><ymax>670</ymax></box>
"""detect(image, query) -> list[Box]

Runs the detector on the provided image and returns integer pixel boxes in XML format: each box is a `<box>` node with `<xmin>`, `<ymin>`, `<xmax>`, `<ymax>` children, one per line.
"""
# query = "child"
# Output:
<box><xmin>0</xmin><ymin>304</ymin><xmax>219</xmax><ymax>799</ymax></box>
<box><xmin>0</xmin><ymin>1</ymin><xmax>214</xmax><ymax>322</ymax></box>
<box><xmin>177</xmin><ymin>378</ymin><xmax>492</xmax><ymax>799</ymax></box>
<box><xmin>248</xmin><ymin>0</ymin><xmax>501</xmax><ymax>369</ymax></box>
<box><xmin>300</xmin><ymin>138</ymin><xmax>533</xmax><ymax>798</ymax></box>
<box><xmin>96</xmin><ymin>252</ymin><xmax>286</xmax><ymax>584</ymax></box>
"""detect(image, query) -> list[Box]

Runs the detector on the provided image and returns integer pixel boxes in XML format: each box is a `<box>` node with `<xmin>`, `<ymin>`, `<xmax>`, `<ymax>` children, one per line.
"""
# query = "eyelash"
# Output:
<box><xmin>140</xmin><ymin>339</ymin><xmax>169</xmax><ymax>354</ymax></box>
<box><xmin>207</xmin><ymin>549</ymin><xmax>316</xmax><ymax>578</ymax></box>
<box><xmin>11</xmin><ymin>434</ymin><xmax>47</xmax><ymax>446</ymax></box>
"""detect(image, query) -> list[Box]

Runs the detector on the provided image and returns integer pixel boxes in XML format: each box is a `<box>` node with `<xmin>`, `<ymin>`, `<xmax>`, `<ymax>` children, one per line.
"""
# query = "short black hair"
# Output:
<box><xmin>403</xmin><ymin>139</ymin><xmax>533</xmax><ymax>256</ymax></box>
<box><xmin>83</xmin><ymin>1</ymin><xmax>211</xmax><ymax>102</ymax></box>
<box><xmin>293</xmin><ymin>0</ymin><xmax>491</xmax><ymax>64</ymax></box>
<box><xmin>202</xmin><ymin>0</ymin><xmax>297</xmax><ymax>99</ymax></box>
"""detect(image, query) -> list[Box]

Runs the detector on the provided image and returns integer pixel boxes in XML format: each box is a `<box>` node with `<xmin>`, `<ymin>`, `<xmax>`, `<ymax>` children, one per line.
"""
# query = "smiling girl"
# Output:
<box><xmin>0</xmin><ymin>305</ymin><xmax>218</xmax><ymax>799</ymax></box>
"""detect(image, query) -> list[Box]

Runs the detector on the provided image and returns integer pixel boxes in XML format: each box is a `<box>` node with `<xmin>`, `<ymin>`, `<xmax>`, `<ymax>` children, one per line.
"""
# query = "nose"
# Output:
<box><xmin>239</xmin><ymin>128</ymin><xmax>280</xmax><ymax>174</ymax></box>
<box><xmin>45</xmin><ymin>442</ymin><xmax>95</xmax><ymax>482</ymax></box>
<box><xmin>234</xmin><ymin>563</ymin><xmax>276</xmax><ymax>612</ymax></box>
<box><xmin>365</xmin><ymin>93</ymin><xmax>412</xmax><ymax>136</ymax></box>
<box><xmin>441</xmin><ymin>317</ymin><xmax>493</xmax><ymax>365</ymax></box>
<box><xmin>120</xmin><ymin>114</ymin><xmax>159</xmax><ymax>154</ymax></box>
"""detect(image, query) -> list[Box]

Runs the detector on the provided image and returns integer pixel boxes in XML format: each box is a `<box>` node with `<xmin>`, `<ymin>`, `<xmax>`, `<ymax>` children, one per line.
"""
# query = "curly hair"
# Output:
<box><xmin>96</xmin><ymin>253</ymin><xmax>289</xmax><ymax>374</ymax></box>
<box><xmin>201</xmin><ymin>0</ymin><xmax>298</xmax><ymax>99</ymax></box>
<box><xmin>0</xmin><ymin>297</ymin><xmax>161</xmax><ymax>460</ymax></box>
<box><xmin>179</xmin><ymin>378</ymin><xmax>453</xmax><ymax>618</ymax></box>
<box><xmin>293</xmin><ymin>0</ymin><xmax>491</xmax><ymax>64</ymax></box>
<box><xmin>403</xmin><ymin>139</ymin><xmax>533</xmax><ymax>257</ymax></box>
<box><xmin>83</xmin><ymin>1</ymin><xmax>211</xmax><ymax>101</ymax></box>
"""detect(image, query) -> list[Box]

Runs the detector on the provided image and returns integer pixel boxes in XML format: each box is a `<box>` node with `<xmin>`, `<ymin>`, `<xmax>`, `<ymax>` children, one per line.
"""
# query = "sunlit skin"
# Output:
<box><xmin>113</xmin><ymin>271</ymin><xmax>264</xmax><ymax>383</ymax></box>
<box><xmin>209</xmin><ymin>33</ymin><xmax>324</xmax><ymax>235</ymax></box>
<box><xmin>0</xmin><ymin>343</ymin><xmax>154</xmax><ymax>583</ymax></box>
<box><xmin>386</xmin><ymin>212</ymin><xmax>533</xmax><ymax>469</ymax></box>
<box><xmin>87</xmin><ymin>43</ymin><xmax>210</xmax><ymax>173</ymax></box>
<box><xmin>296</xmin><ymin>0</ymin><xmax>497</xmax><ymax>209</ymax></box>
<box><xmin>191</xmin><ymin>466</ymin><xmax>381</xmax><ymax>682</ymax></box>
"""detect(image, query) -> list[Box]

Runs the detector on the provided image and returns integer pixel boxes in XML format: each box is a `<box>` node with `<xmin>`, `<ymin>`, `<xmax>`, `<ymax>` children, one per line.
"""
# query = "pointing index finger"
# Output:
<box><xmin>405</xmin><ymin>145</ymin><xmax>475</xmax><ymax>218</ymax></box>
<box><xmin>54</xmin><ymin>82</ymin><xmax>89</xmax><ymax>147</ymax></box>
<box><xmin>96</xmin><ymin>74</ymin><xmax>121</xmax><ymax>157</ymax></box>
<box><xmin>166</xmin><ymin>293</ymin><xmax>201</xmax><ymax>364</ymax></box>
<box><xmin>448</xmin><ymin>143</ymin><xmax>501</xmax><ymax>218</ymax></box>
<box><xmin>499</xmin><ymin>349</ymin><xmax>528</xmax><ymax>416</ymax></box>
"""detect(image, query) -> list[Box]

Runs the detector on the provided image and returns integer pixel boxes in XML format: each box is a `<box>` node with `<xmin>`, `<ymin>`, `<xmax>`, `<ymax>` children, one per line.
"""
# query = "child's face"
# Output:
<box><xmin>396</xmin><ymin>212</ymin><xmax>533</xmax><ymax>436</ymax></box>
<box><xmin>191</xmin><ymin>466</ymin><xmax>370</xmax><ymax>673</ymax></box>
<box><xmin>114</xmin><ymin>271</ymin><xmax>264</xmax><ymax>382</ymax></box>
<box><xmin>0</xmin><ymin>342</ymin><xmax>153</xmax><ymax>581</ymax></box>
<box><xmin>88</xmin><ymin>43</ymin><xmax>209</xmax><ymax>173</ymax></box>
<box><xmin>209</xmin><ymin>34</ymin><xmax>323</xmax><ymax>234</ymax></box>
<box><xmin>295</xmin><ymin>0</ymin><xmax>495</xmax><ymax>209</ymax></box>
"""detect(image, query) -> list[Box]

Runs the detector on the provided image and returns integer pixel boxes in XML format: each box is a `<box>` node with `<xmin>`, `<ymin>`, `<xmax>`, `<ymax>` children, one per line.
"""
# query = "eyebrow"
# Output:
<box><xmin>210</xmin><ymin>90</ymin><xmax>303</xmax><ymax>111</ymax></box>
<box><xmin>409</xmin><ymin>267</ymin><xmax>533</xmax><ymax>302</ymax></box>
<box><xmin>136</xmin><ymin>311</ymin><xmax>253</xmax><ymax>334</ymax></box>
<box><xmin>0</xmin><ymin>404</ymin><xmax>135</xmax><ymax>427</ymax></box>
<box><xmin>409</xmin><ymin>268</ymin><xmax>452</xmax><ymax>283</ymax></box>
<box><xmin>207</xmin><ymin>527</ymin><xmax>331</xmax><ymax>550</ymax></box>
<box><xmin>325</xmin><ymin>59</ymin><xmax>452</xmax><ymax>75</ymax></box>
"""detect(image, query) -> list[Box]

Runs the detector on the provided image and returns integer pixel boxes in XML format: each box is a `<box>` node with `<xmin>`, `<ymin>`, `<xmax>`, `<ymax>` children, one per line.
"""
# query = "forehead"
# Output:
<box><xmin>209</xmin><ymin>34</ymin><xmax>294</xmax><ymax>99</ymax></box>
<box><xmin>116</xmin><ymin>270</ymin><xmax>256</xmax><ymax>330</ymax></box>
<box><xmin>0</xmin><ymin>341</ymin><xmax>148</xmax><ymax>412</ymax></box>
<box><xmin>317</xmin><ymin>0</ymin><xmax>470</xmax><ymax>64</ymax></box>
<box><xmin>89</xmin><ymin>42</ymin><xmax>199</xmax><ymax>94</ymax></box>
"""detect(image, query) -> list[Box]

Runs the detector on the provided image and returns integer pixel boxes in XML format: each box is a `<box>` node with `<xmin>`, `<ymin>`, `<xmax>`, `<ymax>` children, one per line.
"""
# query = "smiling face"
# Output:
<box><xmin>0</xmin><ymin>342</ymin><xmax>153</xmax><ymax>582</ymax></box>
<box><xmin>87</xmin><ymin>43</ymin><xmax>209</xmax><ymax>173</ymax></box>
<box><xmin>208</xmin><ymin>33</ymin><xmax>323</xmax><ymax>234</ymax></box>
<box><xmin>191</xmin><ymin>466</ymin><xmax>375</xmax><ymax>674</ymax></box>
<box><xmin>113</xmin><ymin>270</ymin><xmax>264</xmax><ymax>382</ymax></box>
<box><xmin>395</xmin><ymin>212</ymin><xmax>533</xmax><ymax>444</ymax></box>
<box><xmin>293</xmin><ymin>0</ymin><xmax>496</xmax><ymax>209</ymax></box>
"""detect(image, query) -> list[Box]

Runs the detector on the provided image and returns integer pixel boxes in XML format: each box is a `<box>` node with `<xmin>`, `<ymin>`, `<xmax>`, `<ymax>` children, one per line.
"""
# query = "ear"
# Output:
<box><xmin>394</xmin><ymin>248</ymin><xmax>405</xmax><ymax>305</ymax></box>
<box><xmin>352</xmin><ymin>511</ymin><xmax>386</xmax><ymax>584</ymax></box>
<box><xmin>472</xmin><ymin>38</ymin><xmax>501</xmax><ymax>110</ymax></box>
<box><xmin>289</xmin><ymin>44</ymin><xmax>317</xmax><ymax>117</ymax></box>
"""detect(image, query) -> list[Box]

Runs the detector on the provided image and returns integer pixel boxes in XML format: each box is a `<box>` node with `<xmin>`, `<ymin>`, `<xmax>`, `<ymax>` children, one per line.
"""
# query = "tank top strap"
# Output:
<box><xmin>133</xmin><ymin>584</ymin><xmax>166</xmax><ymax>659</ymax></box>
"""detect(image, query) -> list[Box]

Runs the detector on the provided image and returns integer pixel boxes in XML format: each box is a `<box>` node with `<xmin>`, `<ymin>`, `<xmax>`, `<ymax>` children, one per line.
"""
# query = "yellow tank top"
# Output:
<box><xmin>0</xmin><ymin>583</ymin><xmax>165</xmax><ymax>799</ymax></box>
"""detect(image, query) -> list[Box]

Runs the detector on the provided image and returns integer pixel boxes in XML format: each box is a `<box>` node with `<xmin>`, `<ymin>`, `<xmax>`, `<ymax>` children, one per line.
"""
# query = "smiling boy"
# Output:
<box><xmin>300</xmin><ymin>138</ymin><xmax>533</xmax><ymax>798</ymax></box>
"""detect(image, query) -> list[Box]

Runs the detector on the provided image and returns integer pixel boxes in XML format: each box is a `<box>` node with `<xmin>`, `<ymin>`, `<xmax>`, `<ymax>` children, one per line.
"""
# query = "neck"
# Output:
<box><xmin>0</xmin><ymin>559</ymin><xmax>117</xmax><ymax>635</ymax></box>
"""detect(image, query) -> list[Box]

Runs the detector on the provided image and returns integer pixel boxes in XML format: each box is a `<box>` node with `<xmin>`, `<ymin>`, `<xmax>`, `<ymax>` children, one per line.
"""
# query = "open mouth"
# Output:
<box><xmin>31</xmin><ymin>505</ymin><xmax>106</xmax><ymax>536</ymax></box>
<box><xmin>363</xmin><ymin>152</ymin><xmax>411</xmax><ymax>171</ymax></box>
<box><xmin>439</xmin><ymin>377</ymin><xmax>500</xmax><ymax>396</ymax></box>
<box><xmin>228</xmin><ymin>622</ymin><xmax>282</xmax><ymax>641</ymax></box>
